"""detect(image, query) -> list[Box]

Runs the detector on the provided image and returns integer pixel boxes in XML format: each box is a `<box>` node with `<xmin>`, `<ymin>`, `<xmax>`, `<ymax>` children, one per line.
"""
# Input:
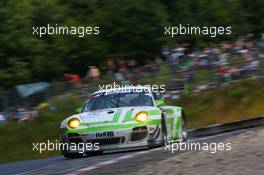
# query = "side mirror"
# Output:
<box><xmin>75</xmin><ymin>107</ymin><xmax>82</xmax><ymax>114</ymax></box>
<box><xmin>155</xmin><ymin>100</ymin><xmax>165</xmax><ymax>107</ymax></box>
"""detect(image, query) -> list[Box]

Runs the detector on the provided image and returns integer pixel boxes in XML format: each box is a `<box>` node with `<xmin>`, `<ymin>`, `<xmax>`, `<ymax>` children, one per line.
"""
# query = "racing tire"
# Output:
<box><xmin>86</xmin><ymin>151</ymin><xmax>103</xmax><ymax>156</ymax></box>
<box><xmin>62</xmin><ymin>152</ymin><xmax>83</xmax><ymax>159</ymax></box>
<box><xmin>180</xmin><ymin>111</ymin><xmax>188</xmax><ymax>142</ymax></box>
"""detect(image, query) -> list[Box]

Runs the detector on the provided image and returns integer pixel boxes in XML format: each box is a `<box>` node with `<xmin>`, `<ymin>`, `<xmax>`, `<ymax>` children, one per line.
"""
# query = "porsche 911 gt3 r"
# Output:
<box><xmin>59</xmin><ymin>86</ymin><xmax>187</xmax><ymax>158</ymax></box>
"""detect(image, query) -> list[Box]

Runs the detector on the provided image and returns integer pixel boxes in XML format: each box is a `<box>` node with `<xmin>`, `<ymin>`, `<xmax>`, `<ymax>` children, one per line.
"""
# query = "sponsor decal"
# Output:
<box><xmin>96</xmin><ymin>131</ymin><xmax>114</xmax><ymax>138</ymax></box>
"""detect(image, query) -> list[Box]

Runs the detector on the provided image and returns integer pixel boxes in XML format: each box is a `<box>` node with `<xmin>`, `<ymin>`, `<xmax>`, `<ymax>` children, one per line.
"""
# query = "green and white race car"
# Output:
<box><xmin>59</xmin><ymin>86</ymin><xmax>187</xmax><ymax>158</ymax></box>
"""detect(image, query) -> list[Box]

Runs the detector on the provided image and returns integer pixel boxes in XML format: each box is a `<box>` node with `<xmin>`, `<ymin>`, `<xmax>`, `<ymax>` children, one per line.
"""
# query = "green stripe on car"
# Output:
<box><xmin>124</xmin><ymin>110</ymin><xmax>133</xmax><ymax>121</ymax></box>
<box><xmin>148</xmin><ymin>109</ymin><xmax>161</xmax><ymax>115</ymax></box>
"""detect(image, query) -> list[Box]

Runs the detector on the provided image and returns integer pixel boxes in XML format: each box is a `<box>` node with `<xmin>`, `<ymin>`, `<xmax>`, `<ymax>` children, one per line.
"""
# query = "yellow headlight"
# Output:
<box><xmin>67</xmin><ymin>118</ymin><xmax>80</xmax><ymax>129</ymax></box>
<box><xmin>135</xmin><ymin>111</ymin><xmax>149</xmax><ymax>122</ymax></box>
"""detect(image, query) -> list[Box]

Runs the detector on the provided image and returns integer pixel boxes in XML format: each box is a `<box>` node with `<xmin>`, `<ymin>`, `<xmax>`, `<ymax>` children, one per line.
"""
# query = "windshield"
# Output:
<box><xmin>82</xmin><ymin>92</ymin><xmax>154</xmax><ymax>111</ymax></box>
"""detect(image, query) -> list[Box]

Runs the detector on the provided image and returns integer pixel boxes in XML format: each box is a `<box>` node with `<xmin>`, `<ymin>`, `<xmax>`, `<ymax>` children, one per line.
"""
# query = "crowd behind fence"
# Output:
<box><xmin>0</xmin><ymin>36</ymin><xmax>264</xmax><ymax>122</ymax></box>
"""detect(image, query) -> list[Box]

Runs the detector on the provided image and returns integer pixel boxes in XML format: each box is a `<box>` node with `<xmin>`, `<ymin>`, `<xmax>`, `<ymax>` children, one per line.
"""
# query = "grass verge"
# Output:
<box><xmin>172</xmin><ymin>79</ymin><xmax>264</xmax><ymax>128</ymax></box>
<box><xmin>0</xmin><ymin>93</ymin><xmax>83</xmax><ymax>163</ymax></box>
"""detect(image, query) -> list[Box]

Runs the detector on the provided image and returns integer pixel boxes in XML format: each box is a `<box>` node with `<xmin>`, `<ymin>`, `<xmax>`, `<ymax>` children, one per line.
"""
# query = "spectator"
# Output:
<box><xmin>114</xmin><ymin>69</ymin><xmax>125</xmax><ymax>82</ymax></box>
<box><xmin>87</xmin><ymin>66</ymin><xmax>100</xmax><ymax>83</ymax></box>
<box><xmin>106</xmin><ymin>58</ymin><xmax>115</xmax><ymax>75</ymax></box>
<box><xmin>0</xmin><ymin>112</ymin><xmax>7</xmax><ymax>124</ymax></box>
<box><xmin>64</xmin><ymin>74</ymin><xmax>81</xmax><ymax>85</ymax></box>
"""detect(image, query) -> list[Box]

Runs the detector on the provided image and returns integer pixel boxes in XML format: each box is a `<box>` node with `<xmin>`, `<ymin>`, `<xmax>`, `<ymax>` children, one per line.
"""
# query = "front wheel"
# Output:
<box><xmin>86</xmin><ymin>151</ymin><xmax>103</xmax><ymax>156</ymax></box>
<box><xmin>62</xmin><ymin>151</ymin><xmax>83</xmax><ymax>159</ymax></box>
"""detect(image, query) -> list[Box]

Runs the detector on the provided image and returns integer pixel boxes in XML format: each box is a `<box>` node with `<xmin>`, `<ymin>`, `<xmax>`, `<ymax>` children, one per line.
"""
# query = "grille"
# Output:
<box><xmin>87</xmin><ymin>137</ymin><xmax>124</xmax><ymax>146</ymax></box>
<box><xmin>130</xmin><ymin>126</ymin><xmax>148</xmax><ymax>142</ymax></box>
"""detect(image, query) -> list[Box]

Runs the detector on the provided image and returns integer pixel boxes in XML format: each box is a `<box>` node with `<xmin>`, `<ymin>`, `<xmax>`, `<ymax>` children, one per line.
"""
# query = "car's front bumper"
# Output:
<box><xmin>60</xmin><ymin>125</ymin><xmax>162</xmax><ymax>153</ymax></box>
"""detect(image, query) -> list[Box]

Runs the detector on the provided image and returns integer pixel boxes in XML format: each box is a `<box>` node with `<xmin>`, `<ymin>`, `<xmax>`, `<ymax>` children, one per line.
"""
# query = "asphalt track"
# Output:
<box><xmin>0</xmin><ymin>127</ymin><xmax>261</xmax><ymax>175</ymax></box>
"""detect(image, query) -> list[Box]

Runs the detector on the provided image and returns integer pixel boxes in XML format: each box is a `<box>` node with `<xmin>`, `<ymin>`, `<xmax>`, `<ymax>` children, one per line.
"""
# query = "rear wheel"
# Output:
<box><xmin>181</xmin><ymin>111</ymin><xmax>188</xmax><ymax>141</ymax></box>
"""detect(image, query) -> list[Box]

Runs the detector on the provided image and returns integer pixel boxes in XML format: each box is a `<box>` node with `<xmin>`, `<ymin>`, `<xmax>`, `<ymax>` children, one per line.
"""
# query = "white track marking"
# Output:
<box><xmin>15</xmin><ymin>163</ymin><xmax>63</xmax><ymax>175</ymax></box>
<box><xmin>65</xmin><ymin>147</ymin><xmax>162</xmax><ymax>175</ymax></box>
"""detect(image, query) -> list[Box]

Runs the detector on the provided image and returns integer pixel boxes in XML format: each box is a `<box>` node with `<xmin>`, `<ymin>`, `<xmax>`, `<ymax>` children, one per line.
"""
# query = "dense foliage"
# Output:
<box><xmin>0</xmin><ymin>0</ymin><xmax>263</xmax><ymax>89</ymax></box>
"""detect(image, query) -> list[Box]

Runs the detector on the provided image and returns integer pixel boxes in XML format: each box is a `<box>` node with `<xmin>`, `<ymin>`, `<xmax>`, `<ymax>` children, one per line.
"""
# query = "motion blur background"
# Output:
<box><xmin>0</xmin><ymin>0</ymin><xmax>264</xmax><ymax>163</ymax></box>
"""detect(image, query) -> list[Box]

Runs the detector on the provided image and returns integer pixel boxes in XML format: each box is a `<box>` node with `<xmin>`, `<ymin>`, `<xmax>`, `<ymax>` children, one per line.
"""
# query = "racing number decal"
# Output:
<box><xmin>165</xmin><ymin>108</ymin><xmax>174</xmax><ymax>140</ymax></box>
<box><xmin>165</xmin><ymin>107</ymin><xmax>182</xmax><ymax>140</ymax></box>
<box><xmin>172</xmin><ymin>117</ymin><xmax>182</xmax><ymax>139</ymax></box>
<box><xmin>112</xmin><ymin>109</ymin><xmax>122</xmax><ymax>123</ymax></box>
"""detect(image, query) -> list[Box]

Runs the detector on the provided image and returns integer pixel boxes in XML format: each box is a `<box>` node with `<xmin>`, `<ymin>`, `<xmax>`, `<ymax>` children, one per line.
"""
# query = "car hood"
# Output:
<box><xmin>75</xmin><ymin>106</ymin><xmax>160</xmax><ymax>124</ymax></box>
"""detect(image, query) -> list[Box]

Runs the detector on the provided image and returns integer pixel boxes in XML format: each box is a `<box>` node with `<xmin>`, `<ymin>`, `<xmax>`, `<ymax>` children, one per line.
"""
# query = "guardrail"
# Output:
<box><xmin>187</xmin><ymin>115</ymin><xmax>264</xmax><ymax>139</ymax></box>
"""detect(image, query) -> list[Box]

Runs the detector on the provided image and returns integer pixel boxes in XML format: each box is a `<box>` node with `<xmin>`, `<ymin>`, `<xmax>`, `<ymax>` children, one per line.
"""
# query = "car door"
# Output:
<box><xmin>163</xmin><ymin>106</ymin><xmax>183</xmax><ymax>141</ymax></box>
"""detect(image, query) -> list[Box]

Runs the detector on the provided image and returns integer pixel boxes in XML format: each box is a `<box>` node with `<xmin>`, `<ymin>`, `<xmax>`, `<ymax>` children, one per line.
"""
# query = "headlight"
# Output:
<box><xmin>67</xmin><ymin>118</ymin><xmax>80</xmax><ymax>129</ymax></box>
<box><xmin>135</xmin><ymin>111</ymin><xmax>148</xmax><ymax>122</ymax></box>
